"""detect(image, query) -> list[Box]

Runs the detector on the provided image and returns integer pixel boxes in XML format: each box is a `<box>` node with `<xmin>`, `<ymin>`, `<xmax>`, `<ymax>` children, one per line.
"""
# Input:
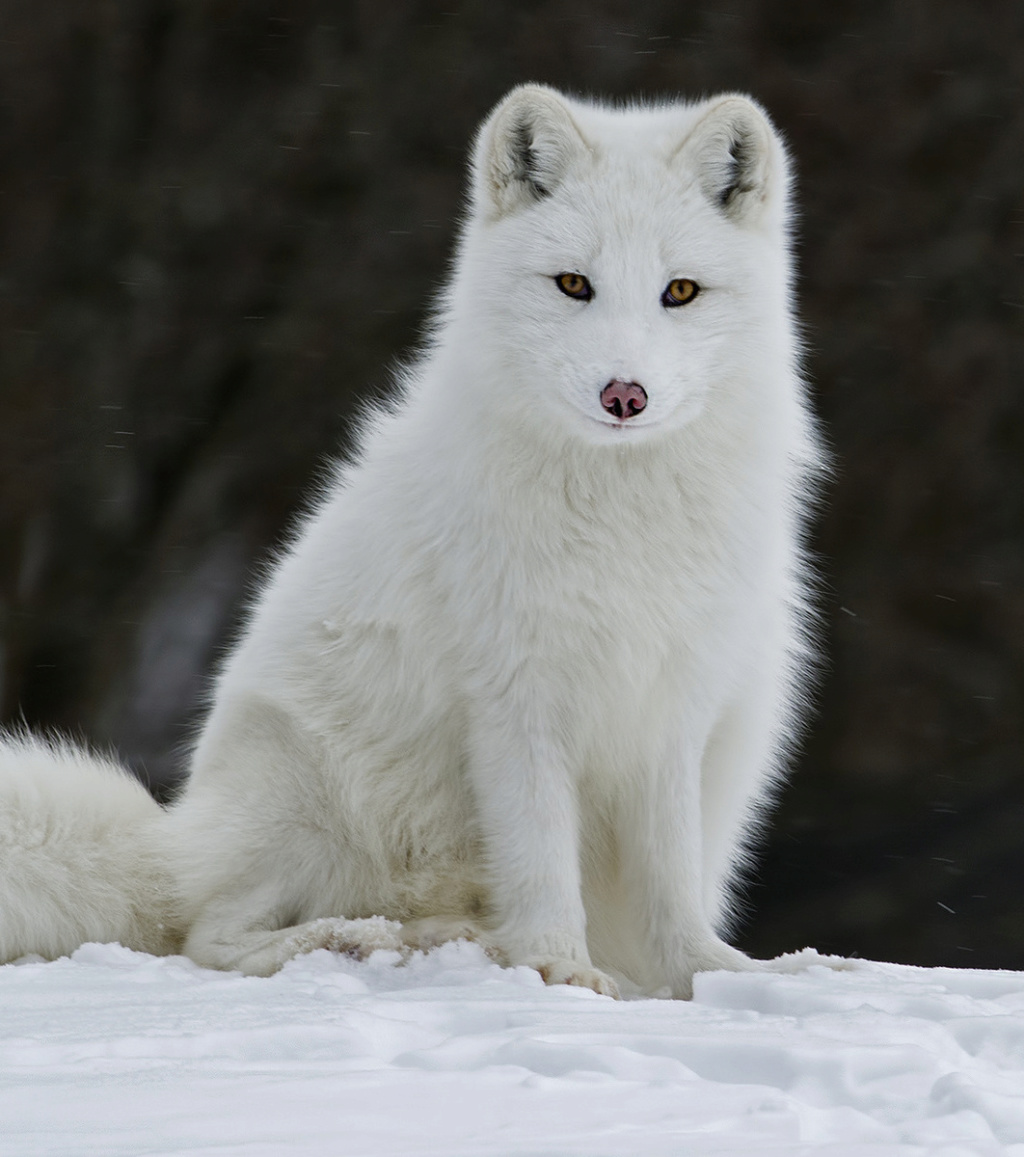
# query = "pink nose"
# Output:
<box><xmin>600</xmin><ymin>379</ymin><xmax>647</xmax><ymax>420</ymax></box>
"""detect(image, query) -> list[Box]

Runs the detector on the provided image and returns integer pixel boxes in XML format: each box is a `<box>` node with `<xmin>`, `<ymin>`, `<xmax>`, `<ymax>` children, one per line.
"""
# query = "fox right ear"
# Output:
<box><xmin>473</xmin><ymin>86</ymin><xmax>591</xmax><ymax>220</ymax></box>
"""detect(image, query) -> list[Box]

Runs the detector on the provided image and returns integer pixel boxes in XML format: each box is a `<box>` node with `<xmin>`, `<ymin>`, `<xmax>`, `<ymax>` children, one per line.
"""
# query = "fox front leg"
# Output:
<box><xmin>465</xmin><ymin>696</ymin><xmax>619</xmax><ymax>998</ymax></box>
<box><xmin>620</xmin><ymin>727</ymin><xmax>758</xmax><ymax>999</ymax></box>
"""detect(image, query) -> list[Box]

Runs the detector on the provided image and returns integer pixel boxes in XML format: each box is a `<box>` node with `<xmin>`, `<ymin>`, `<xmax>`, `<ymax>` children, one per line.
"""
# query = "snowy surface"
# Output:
<box><xmin>2</xmin><ymin>942</ymin><xmax>1024</xmax><ymax>1156</ymax></box>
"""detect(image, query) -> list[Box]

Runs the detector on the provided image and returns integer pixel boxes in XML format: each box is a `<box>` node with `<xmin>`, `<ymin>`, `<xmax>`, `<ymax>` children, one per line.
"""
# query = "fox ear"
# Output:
<box><xmin>473</xmin><ymin>86</ymin><xmax>590</xmax><ymax>219</ymax></box>
<box><xmin>683</xmin><ymin>96</ymin><xmax>785</xmax><ymax>226</ymax></box>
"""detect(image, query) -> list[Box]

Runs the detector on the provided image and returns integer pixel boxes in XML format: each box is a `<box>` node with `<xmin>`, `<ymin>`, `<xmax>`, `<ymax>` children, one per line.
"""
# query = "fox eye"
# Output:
<box><xmin>555</xmin><ymin>272</ymin><xmax>593</xmax><ymax>301</ymax></box>
<box><xmin>662</xmin><ymin>278</ymin><xmax>699</xmax><ymax>307</ymax></box>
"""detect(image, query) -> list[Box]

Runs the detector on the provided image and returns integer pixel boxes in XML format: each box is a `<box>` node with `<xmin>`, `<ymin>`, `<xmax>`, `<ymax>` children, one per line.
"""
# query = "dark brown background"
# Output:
<box><xmin>2</xmin><ymin>0</ymin><xmax>1022</xmax><ymax>969</ymax></box>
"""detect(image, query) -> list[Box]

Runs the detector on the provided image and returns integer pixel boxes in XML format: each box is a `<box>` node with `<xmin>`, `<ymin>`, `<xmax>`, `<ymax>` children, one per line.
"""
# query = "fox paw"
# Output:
<box><xmin>527</xmin><ymin>957</ymin><xmax>620</xmax><ymax>998</ymax></box>
<box><xmin>672</xmin><ymin>941</ymin><xmax>759</xmax><ymax>999</ymax></box>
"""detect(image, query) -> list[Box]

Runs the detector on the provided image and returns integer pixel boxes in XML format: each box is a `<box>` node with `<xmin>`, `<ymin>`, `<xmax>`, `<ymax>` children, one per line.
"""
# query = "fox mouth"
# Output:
<box><xmin>587</xmin><ymin>412</ymin><xmax>661</xmax><ymax>435</ymax></box>
<box><xmin>594</xmin><ymin>414</ymin><xmax>654</xmax><ymax>427</ymax></box>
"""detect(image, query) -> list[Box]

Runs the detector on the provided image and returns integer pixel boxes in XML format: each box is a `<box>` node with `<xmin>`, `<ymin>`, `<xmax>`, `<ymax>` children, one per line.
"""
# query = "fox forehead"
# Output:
<box><xmin>493</xmin><ymin>160</ymin><xmax>746</xmax><ymax>285</ymax></box>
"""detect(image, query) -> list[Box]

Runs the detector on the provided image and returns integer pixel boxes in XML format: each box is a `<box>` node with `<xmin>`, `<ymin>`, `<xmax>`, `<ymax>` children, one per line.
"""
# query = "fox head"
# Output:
<box><xmin>447</xmin><ymin>85</ymin><xmax>796</xmax><ymax>446</ymax></box>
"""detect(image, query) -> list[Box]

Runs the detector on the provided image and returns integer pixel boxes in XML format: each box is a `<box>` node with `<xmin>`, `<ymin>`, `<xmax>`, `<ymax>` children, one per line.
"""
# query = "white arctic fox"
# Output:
<box><xmin>0</xmin><ymin>85</ymin><xmax>824</xmax><ymax>998</ymax></box>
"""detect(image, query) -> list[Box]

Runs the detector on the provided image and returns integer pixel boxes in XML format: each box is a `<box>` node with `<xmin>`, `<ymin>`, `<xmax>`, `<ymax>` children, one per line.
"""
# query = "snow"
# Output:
<box><xmin>3</xmin><ymin>942</ymin><xmax>1024</xmax><ymax>1156</ymax></box>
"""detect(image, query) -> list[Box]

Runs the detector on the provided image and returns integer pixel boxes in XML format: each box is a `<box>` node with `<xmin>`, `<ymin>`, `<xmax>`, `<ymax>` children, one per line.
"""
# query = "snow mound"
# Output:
<box><xmin>3</xmin><ymin>941</ymin><xmax>1024</xmax><ymax>1155</ymax></box>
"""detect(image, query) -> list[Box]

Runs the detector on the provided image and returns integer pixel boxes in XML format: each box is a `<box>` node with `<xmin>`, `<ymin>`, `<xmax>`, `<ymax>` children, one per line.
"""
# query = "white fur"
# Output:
<box><xmin>0</xmin><ymin>734</ymin><xmax>180</xmax><ymax>961</ymax></box>
<box><xmin>0</xmin><ymin>87</ymin><xmax>823</xmax><ymax>998</ymax></box>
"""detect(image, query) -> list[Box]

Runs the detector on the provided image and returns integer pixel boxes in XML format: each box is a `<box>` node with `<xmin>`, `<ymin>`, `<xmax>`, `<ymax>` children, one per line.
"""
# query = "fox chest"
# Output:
<box><xmin>453</xmin><ymin>517</ymin><xmax>759</xmax><ymax>745</ymax></box>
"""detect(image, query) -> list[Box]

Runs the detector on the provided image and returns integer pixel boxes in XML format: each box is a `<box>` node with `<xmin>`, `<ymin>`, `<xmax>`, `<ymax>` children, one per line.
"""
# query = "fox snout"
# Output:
<box><xmin>600</xmin><ymin>379</ymin><xmax>647</xmax><ymax>420</ymax></box>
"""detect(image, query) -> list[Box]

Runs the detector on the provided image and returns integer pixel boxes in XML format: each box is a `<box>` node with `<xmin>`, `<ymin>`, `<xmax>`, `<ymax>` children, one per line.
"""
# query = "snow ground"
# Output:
<box><xmin>2</xmin><ymin>942</ymin><xmax>1024</xmax><ymax>1157</ymax></box>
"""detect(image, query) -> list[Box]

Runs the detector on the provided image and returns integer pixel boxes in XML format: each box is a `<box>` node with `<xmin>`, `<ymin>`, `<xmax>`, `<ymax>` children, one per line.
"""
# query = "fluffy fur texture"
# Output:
<box><xmin>0</xmin><ymin>86</ymin><xmax>824</xmax><ymax>998</ymax></box>
<box><xmin>0</xmin><ymin>734</ymin><xmax>181</xmax><ymax>962</ymax></box>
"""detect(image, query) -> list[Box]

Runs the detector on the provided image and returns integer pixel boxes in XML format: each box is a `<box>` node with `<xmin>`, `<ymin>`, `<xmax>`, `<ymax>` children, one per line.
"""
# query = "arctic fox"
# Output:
<box><xmin>0</xmin><ymin>85</ymin><xmax>823</xmax><ymax>998</ymax></box>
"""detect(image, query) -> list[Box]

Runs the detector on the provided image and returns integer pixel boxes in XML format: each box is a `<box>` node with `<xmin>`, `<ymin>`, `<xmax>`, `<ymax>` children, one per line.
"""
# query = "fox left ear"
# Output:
<box><xmin>681</xmin><ymin>96</ymin><xmax>786</xmax><ymax>227</ymax></box>
<box><xmin>473</xmin><ymin>85</ymin><xmax>591</xmax><ymax>220</ymax></box>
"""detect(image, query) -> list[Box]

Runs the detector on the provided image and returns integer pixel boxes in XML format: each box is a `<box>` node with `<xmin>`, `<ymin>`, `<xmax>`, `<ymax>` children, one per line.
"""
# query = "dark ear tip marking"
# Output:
<box><xmin>719</xmin><ymin>131</ymin><xmax>755</xmax><ymax>207</ymax></box>
<box><xmin>512</xmin><ymin>120</ymin><xmax>551</xmax><ymax>199</ymax></box>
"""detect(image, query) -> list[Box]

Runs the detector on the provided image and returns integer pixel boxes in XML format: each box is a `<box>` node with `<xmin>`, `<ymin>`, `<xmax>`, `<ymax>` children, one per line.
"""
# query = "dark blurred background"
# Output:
<box><xmin>1</xmin><ymin>0</ymin><xmax>1022</xmax><ymax>969</ymax></box>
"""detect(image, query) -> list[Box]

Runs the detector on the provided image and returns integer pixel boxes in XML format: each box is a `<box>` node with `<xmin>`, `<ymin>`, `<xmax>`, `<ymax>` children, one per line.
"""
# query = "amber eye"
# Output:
<box><xmin>662</xmin><ymin>278</ymin><xmax>699</xmax><ymax>307</ymax></box>
<box><xmin>555</xmin><ymin>272</ymin><xmax>594</xmax><ymax>301</ymax></box>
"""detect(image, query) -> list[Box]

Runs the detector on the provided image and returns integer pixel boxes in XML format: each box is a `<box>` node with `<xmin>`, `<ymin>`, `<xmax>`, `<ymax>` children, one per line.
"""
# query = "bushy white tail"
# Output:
<box><xmin>0</xmin><ymin>735</ymin><xmax>182</xmax><ymax>962</ymax></box>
